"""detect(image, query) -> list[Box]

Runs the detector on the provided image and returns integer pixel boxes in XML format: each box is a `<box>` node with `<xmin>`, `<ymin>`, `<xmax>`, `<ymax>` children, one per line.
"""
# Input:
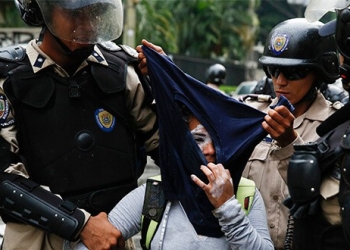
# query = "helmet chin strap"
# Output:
<box><xmin>293</xmin><ymin>85</ymin><xmax>318</xmax><ymax>107</ymax></box>
<box><xmin>38</xmin><ymin>26</ymin><xmax>46</xmax><ymax>42</ymax></box>
<box><xmin>51</xmin><ymin>32</ymin><xmax>95</xmax><ymax>61</ymax></box>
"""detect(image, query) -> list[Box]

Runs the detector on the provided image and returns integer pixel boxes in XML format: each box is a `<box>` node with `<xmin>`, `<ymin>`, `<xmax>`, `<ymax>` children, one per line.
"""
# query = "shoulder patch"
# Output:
<box><xmin>0</xmin><ymin>45</ymin><xmax>26</xmax><ymax>62</ymax></box>
<box><xmin>0</xmin><ymin>94</ymin><xmax>14</xmax><ymax>127</ymax></box>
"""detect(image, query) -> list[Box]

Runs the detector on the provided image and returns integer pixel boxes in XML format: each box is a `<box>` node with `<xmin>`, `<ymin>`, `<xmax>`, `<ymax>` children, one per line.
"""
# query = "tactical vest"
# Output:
<box><xmin>288</xmin><ymin>118</ymin><xmax>350</xmax><ymax>249</ymax></box>
<box><xmin>140</xmin><ymin>175</ymin><xmax>256</xmax><ymax>250</ymax></box>
<box><xmin>292</xmin><ymin>213</ymin><xmax>347</xmax><ymax>250</ymax></box>
<box><xmin>0</xmin><ymin>43</ymin><xmax>148</xmax><ymax>215</ymax></box>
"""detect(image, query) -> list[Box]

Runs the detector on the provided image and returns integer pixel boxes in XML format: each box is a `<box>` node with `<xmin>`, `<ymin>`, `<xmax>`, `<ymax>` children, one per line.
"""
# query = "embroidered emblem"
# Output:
<box><xmin>270</xmin><ymin>34</ymin><xmax>289</xmax><ymax>55</ymax></box>
<box><xmin>95</xmin><ymin>108</ymin><xmax>115</xmax><ymax>132</ymax></box>
<box><xmin>0</xmin><ymin>94</ymin><xmax>13</xmax><ymax>127</ymax></box>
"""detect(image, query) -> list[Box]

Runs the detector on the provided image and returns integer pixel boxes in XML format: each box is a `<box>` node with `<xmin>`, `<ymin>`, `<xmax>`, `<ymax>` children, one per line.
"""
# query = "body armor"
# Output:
<box><xmin>286</xmin><ymin>107</ymin><xmax>350</xmax><ymax>249</ymax></box>
<box><xmin>0</xmin><ymin>44</ymin><xmax>147</xmax><ymax>215</ymax></box>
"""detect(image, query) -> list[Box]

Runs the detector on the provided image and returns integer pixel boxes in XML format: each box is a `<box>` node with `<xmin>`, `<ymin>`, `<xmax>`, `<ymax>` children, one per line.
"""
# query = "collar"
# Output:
<box><xmin>294</xmin><ymin>92</ymin><xmax>335</xmax><ymax>128</ymax></box>
<box><xmin>26</xmin><ymin>40</ymin><xmax>108</xmax><ymax>75</ymax></box>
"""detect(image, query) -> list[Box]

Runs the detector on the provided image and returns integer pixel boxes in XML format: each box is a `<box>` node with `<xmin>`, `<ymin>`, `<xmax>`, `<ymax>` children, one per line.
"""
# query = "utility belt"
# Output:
<box><xmin>64</xmin><ymin>181</ymin><xmax>138</xmax><ymax>215</ymax></box>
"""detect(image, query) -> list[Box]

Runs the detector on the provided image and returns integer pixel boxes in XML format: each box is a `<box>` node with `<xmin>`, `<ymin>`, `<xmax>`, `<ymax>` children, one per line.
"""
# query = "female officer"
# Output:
<box><xmin>242</xmin><ymin>18</ymin><xmax>341</xmax><ymax>249</ymax></box>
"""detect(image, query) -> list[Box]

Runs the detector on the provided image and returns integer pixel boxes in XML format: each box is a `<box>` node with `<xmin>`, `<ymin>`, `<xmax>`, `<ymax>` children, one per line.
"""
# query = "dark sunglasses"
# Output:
<box><xmin>267</xmin><ymin>66</ymin><xmax>311</xmax><ymax>81</ymax></box>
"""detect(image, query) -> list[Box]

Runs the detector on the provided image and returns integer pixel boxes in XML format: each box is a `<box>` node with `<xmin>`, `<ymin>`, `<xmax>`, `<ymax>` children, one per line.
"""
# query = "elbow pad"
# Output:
<box><xmin>0</xmin><ymin>173</ymin><xmax>85</xmax><ymax>241</ymax></box>
<box><xmin>287</xmin><ymin>143</ymin><xmax>321</xmax><ymax>204</ymax></box>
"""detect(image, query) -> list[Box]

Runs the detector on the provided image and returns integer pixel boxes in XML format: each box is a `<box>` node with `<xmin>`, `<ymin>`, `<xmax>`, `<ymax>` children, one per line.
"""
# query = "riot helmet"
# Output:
<box><xmin>260</xmin><ymin>18</ymin><xmax>339</xmax><ymax>84</ymax></box>
<box><xmin>14</xmin><ymin>0</ymin><xmax>123</xmax><ymax>44</ymax></box>
<box><xmin>205</xmin><ymin>64</ymin><xmax>226</xmax><ymax>85</ymax></box>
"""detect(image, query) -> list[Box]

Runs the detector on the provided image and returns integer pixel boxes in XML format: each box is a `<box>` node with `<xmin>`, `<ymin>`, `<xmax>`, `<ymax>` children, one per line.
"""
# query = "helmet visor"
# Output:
<box><xmin>305</xmin><ymin>0</ymin><xmax>350</xmax><ymax>22</ymax></box>
<box><xmin>37</xmin><ymin>0</ymin><xmax>123</xmax><ymax>44</ymax></box>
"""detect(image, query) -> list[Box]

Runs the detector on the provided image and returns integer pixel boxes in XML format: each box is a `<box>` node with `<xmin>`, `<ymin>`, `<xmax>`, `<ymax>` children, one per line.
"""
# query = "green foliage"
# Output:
<box><xmin>136</xmin><ymin>0</ymin><xmax>261</xmax><ymax>62</ymax></box>
<box><xmin>220</xmin><ymin>85</ymin><xmax>236</xmax><ymax>95</ymax></box>
<box><xmin>0</xmin><ymin>1</ymin><xmax>24</xmax><ymax>27</ymax></box>
<box><xmin>135</xmin><ymin>0</ymin><xmax>178</xmax><ymax>53</ymax></box>
<box><xmin>1</xmin><ymin>0</ymin><xmax>331</xmax><ymax>65</ymax></box>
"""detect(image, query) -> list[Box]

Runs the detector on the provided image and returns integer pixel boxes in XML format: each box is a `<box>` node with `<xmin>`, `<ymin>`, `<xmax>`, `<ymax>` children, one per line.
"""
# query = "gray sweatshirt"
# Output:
<box><xmin>75</xmin><ymin>184</ymin><xmax>273</xmax><ymax>250</ymax></box>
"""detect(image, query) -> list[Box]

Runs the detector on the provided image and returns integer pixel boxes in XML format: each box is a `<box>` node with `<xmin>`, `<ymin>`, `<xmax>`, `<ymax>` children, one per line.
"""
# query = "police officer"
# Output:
<box><xmin>285</xmin><ymin>1</ymin><xmax>350</xmax><ymax>249</ymax></box>
<box><xmin>241</xmin><ymin>18</ymin><xmax>341</xmax><ymax>250</ymax></box>
<box><xmin>0</xmin><ymin>0</ymin><xmax>159</xmax><ymax>249</ymax></box>
<box><xmin>205</xmin><ymin>63</ymin><xmax>226</xmax><ymax>94</ymax></box>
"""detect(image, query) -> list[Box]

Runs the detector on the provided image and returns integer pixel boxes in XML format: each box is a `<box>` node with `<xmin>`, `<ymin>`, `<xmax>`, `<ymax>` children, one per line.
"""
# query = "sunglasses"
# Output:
<box><xmin>267</xmin><ymin>66</ymin><xmax>311</xmax><ymax>81</ymax></box>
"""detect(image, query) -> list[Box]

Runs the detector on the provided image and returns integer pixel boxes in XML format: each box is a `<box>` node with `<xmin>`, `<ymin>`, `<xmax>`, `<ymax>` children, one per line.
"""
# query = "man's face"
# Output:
<box><xmin>41</xmin><ymin>1</ymin><xmax>122</xmax><ymax>45</ymax></box>
<box><xmin>51</xmin><ymin>6</ymin><xmax>98</xmax><ymax>45</ymax></box>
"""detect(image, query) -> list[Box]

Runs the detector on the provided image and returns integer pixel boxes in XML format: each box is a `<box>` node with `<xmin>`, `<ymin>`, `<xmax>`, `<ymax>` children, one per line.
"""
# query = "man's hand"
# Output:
<box><xmin>80</xmin><ymin>212</ymin><xmax>125</xmax><ymax>250</ymax></box>
<box><xmin>136</xmin><ymin>39</ymin><xmax>166</xmax><ymax>75</ymax></box>
<box><xmin>262</xmin><ymin>105</ymin><xmax>297</xmax><ymax>147</ymax></box>
<box><xmin>191</xmin><ymin>163</ymin><xmax>234</xmax><ymax>208</ymax></box>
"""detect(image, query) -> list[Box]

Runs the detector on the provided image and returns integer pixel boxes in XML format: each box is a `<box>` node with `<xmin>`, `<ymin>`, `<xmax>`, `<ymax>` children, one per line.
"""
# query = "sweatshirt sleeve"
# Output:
<box><xmin>212</xmin><ymin>188</ymin><xmax>274</xmax><ymax>250</ymax></box>
<box><xmin>74</xmin><ymin>185</ymin><xmax>145</xmax><ymax>250</ymax></box>
<box><xmin>107</xmin><ymin>184</ymin><xmax>146</xmax><ymax>239</ymax></box>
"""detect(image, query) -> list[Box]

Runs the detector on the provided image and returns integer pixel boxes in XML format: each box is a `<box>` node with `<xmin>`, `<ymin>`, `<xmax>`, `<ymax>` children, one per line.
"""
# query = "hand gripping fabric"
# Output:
<box><xmin>142</xmin><ymin>46</ymin><xmax>294</xmax><ymax>237</ymax></box>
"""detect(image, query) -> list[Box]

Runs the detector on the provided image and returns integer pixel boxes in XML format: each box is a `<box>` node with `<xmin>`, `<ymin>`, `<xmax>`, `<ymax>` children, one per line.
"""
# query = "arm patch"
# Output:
<box><xmin>0</xmin><ymin>94</ymin><xmax>14</xmax><ymax>128</ymax></box>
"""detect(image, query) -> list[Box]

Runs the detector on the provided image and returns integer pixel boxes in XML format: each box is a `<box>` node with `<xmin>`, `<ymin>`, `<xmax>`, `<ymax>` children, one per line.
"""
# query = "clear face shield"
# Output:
<box><xmin>305</xmin><ymin>0</ymin><xmax>350</xmax><ymax>59</ymax></box>
<box><xmin>305</xmin><ymin>0</ymin><xmax>350</xmax><ymax>22</ymax></box>
<box><xmin>37</xmin><ymin>0</ymin><xmax>123</xmax><ymax>44</ymax></box>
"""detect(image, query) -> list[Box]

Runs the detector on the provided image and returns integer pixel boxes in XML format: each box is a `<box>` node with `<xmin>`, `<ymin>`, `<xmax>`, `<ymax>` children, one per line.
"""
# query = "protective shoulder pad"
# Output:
<box><xmin>98</xmin><ymin>41</ymin><xmax>138</xmax><ymax>59</ymax></box>
<box><xmin>118</xmin><ymin>44</ymin><xmax>138</xmax><ymax>59</ymax></box>
<box><xmin>0</xmin><ymin>45</ymin><xmax>26</xmax><ymax>62</ymax></box>
<box><xmin>97</xmin><ymin>42</ymin><xmax>137</xmax><ymax>63</ymax></box>
<box><xmin>98</xmin><ymin>41</ymin><xmax>122</xmax><ymax>52</ymax></box>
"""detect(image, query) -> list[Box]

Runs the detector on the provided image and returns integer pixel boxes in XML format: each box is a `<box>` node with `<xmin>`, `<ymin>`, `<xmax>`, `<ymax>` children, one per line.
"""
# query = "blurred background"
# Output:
<box><xmin>0</xmin><ymin>0</ymin><xmax>336</xmax><ymax>95</ymax></box>
<box><xmin>0</xmin><ymin>0</ymin><xmax>341</xmax><ymax>247</ymax></box>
